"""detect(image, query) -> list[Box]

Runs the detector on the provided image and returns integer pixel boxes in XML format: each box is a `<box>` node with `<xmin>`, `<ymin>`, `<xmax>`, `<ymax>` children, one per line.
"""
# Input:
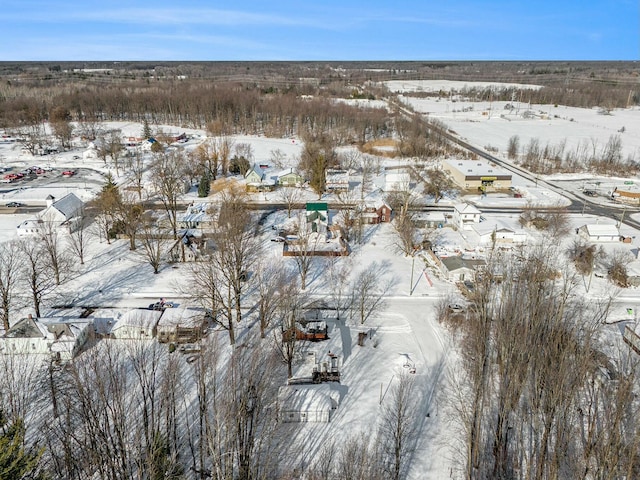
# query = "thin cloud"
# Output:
<box><xmin>2</xmin><ymin>6</ymin><xmax>325</xmax><ymax>29</ymax></box>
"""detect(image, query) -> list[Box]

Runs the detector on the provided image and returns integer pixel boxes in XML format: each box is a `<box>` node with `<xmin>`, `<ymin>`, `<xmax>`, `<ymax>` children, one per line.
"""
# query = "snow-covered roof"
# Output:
<box><xmin>440</xmin><ymin>256</ymin><xmax>486</xmax><ymax>272</ymax></box>
<box><xmin>157</xmin><ymin>308</ymin><xmax>205</xmax><ymax>329</ymax></box>
<box><xmin>454</xmin><ymin>203</ymin><xmax>482</xmax><ymax>215</ymax></box>
<box><xmin>112</xmin><ymin>309</ymin><xmax>162</xmax><ymax>331</ymax></box>
<box><xmin>4</xmin><ymin>317</ymin><xmax>50</xmax><ymax>339</ymax></box>
<box><xmin>443</xmin><ymin>158</ymin><xmax>511</xmax><ymax>178</ymax></box>
<box><xmin>45</xmin><ymin>192</ymin><xmax>83</xmax><ymax>221</ymax></box>
<box><xmin>278</xmin><ymin>384</ymin><xmax>338</xmax><ymax>412</ymax></box>
<box><xmin>581</xmin><ymin>224</ymin><xmax>620</xmax><ymax>237</ymax></box>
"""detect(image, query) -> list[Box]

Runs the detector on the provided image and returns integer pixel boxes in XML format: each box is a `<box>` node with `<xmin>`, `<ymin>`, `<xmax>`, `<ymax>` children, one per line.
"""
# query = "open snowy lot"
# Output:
<box><xmin>389</xmin><ymin>80</ymin><xmax>640</xmax><ymax>161</ymax></box>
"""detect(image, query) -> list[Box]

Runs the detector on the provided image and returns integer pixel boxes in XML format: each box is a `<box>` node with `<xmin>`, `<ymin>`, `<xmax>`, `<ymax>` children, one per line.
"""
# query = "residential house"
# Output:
<box><xmin>612</xmin><ymin>186</ymin><xmax>640</xmax><ymax>205</ymax></box>
<box><xmin>0</xmin><ymin>315</ymin><xmax>92</xmax><ymax>360</ymax></box>
<box><xmin>419</xmin><ymin>211</ymin><xmax>447</xmax><ymax>229</ymax></box>
<box><xmin>156</xmin><ymin>308</ymin><xmax>208</xmax><ymax>344</ymax></box>
<box><xmin>452</xmin><ymin>203</ymin><xmax>482</xmax><ymax>231</ymax></box>
<box><xmin>325</xmin><ymin>169</ymin><xmax>350</xmax><ymax>193</ymax></box>
<box><xmin>438</xmin><ymin>255</ymin><xmax>486</xmax><ymax>282</ymax></box>
<box><xmin>578</xmin><ymin>224</ymin><xmax>620</xmax><ymax>243</ymax></box>
<box><xmin>245</xmin><ymin>164</ymin><xmax>276</xmax><ymax>192</ymax></box>
<box><xmin>360</xmin><ymin>201</ymin><xmax>392</xmax><ymax>224</ymax></box>
<box><xmin>274</xmin><ymin>168</ymin><xmax>304</xmax><ymax>187</ymax></box>
<box><xmin>381</xmin><ymin>171</ymin><xmax>411</xmax><ymax>192</ymax></box>
<box><xmin>306</xmin><ymin>202</ymin><xmax>329</xmax><ymax>234</ymax></box>
<box><xmin>178</xmin><ymin>203</ymin><xmax>213</xmax><ymax>230</ymax></box>
<box><xmin>141</xmin><ymin>137</ymin><xmax>158</xmax><ymax>151</ymax></box>
<box><xmin>472</xmin><ymin>221</ymin><xmax>528</xmax><ymax>246</ymax></box>
<box><xmin>16</xmin><ymin>218</ymin><xmax>45</xmax><ymax>237</ymax></box>
<box><xmin>168</xmin><ymin>231</ymin><xmax>206</xmax><ymax>262</ymax></box>
<box><xmin>110</xmin><ymin>309</ymin><xmax>162</xmax><ymax>339</ymax></box>
<box><xmin>16</xmin><ymin>193</ymin><xmax>84</xmax><ymax>237</ymax></box>
<box><xmin>42</xmin><ymin>193</ymin><xmax>84</xmax><ymax>225</ymax></box>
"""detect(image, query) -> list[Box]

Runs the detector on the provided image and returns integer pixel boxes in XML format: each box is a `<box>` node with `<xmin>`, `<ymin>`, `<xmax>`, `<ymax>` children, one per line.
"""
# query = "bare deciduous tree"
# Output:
<box><xmin>350</xmin><ymin>261</ymin><xmax>391</xmax><ymax>325</ymax></box>
<box><xmin>19</xmin><ymin>239</ymin><xmax>55</xmax><ymax>319</ymax></box>
<box><xmin>151</xmin><ymin>149</ymin><xmax>188</xmax><ymax>240</ymax></box>
<box><xmin>39</xmin><ymin>212</ymin><xmax>72</xmax><ymax>286</ymax></box>
<box><xmin>138</xmin><ymin>219</ymin><xmax>169</xmax><ymax>275</ymax></box>
<box><xmin>0</xmin><ymin>241</ymin><xmax>22</xmax><ymax>331</ymax></box>
<box><xmin>278</xmin><ymin>186</ymin><xmax>303</xmax><ymax>219</ymax></box>
<box><xmin>255</xmin><ymin>260</ymin><xmax>292</xmax><ymax>338</ymax></box>
<box><xmin>66</xmin><ymin>206</ymin><xmax>92</xmax><ymax>266</ymax></box>
<box><xmin>379</xmin><ymin>372</ymin><xmax>419</xmax><ymax>480</ymax></box>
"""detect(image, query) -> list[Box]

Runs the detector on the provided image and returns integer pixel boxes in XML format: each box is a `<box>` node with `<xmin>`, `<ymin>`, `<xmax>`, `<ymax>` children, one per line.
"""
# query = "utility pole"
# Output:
<box><xmin>619</xmin><ymin>206</ymin><xmax>627</xmax><ymax>228</ymax></box>
<box><xmin>410</xmin><ymin>254</ymin><xmax>415</xmax><ymax>296</ymax></box>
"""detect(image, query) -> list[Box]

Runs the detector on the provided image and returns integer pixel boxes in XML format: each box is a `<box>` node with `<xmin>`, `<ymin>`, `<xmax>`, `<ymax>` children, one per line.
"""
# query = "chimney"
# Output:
<box><xmin>46</xmin><ymin>195</ymin><xmax>55</xmax><ymax>208</ymax></box>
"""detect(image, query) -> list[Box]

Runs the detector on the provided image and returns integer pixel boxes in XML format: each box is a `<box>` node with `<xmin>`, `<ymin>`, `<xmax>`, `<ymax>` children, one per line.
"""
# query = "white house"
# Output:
<box><xmin>278</xmin><ymin>384</ymin><xmax>341</xmax><ymax>423</ymax></box>
<box><xmin>453</xmin><ymin>203</ymin><xmax>482</xmax><ymax>231</ymax></box>
<box><xmin>41</xmin><ymin>193</ymin><xmax>84</xmax><ymax>225</ymax></box>
<box><xmin>0</xmin><ymin>316</ymin><xmax>92</xmax><ymax>360</ymax></box>
<box><xmin>578</xmin><ymin>224</ymin><xmax>620</xmax><ymax>243</ymax></box>
<box><xmin>382</xmin><ymin>171</ymin><xmax>412</xmax><ymax>192</ymax></box>
<box><xmin>17</xmin><ymin>193</ymin><xmax>85</xmax><ymax>237</ymax></box>
<box><xmin>110</xmin><ymin>309</ymin><xmax>162</xmax><ymax>339</ymax></box>
<box><xmin>439</xmin><ymin>256</ymin><xmax>486</xmax><ymax>282</ymax></box>
<box><xmin>472</xmin><ymin>221</ymin><xmax>528</xmax><ymax>246</ymax></box>
<box><xmin>16</xmin><ymin>218</ymin><xmax>45</xmax><ymax>237</ymax></box>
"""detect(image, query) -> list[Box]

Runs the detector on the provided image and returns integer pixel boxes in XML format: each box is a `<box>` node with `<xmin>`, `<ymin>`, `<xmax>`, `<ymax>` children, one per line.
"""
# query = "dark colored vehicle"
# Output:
<box><xmin>584</xmin><ymin>190</ymin><xmax>597</xmax><ymax>197</ymax></box>
<box><xmin>5</xmin><ymin>202</ymin><xmax>24</xmax><ymax>208</ymax></box>
<box><xmin>148</xmin><ymin>300</ymin><xmax>175</xmax><ymax>311</ymax></box>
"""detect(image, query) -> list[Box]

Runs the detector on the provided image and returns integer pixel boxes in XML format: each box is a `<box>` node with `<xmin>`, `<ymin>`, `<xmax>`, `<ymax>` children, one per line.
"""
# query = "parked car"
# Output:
<box><xmin>62</xmin><ymin>170</ymin><xmax>75</xmax><ymax>177</ymax></box>
<box><xmin>447</xmin><ymin>303</ymin><xmax>465</xmax><ymax>314</ymax></box>
<box><xmin>148</xmin><ymin>300</ymin><xmax>175</xmax><ymax>311</ymax></box>
<box><xmin>5</xmin><ymin>202</ymin><xmax>24</xmax><ymax>208</ymax></box>
<box><xmin>72</xmin><ymin>155</ymin><xmax>80</xmax><ymax>160</ymax></box>
<box><xmin>270</xmin><ymin>236</ymin><xmax>285</xmax><ymax>242</ymax></box>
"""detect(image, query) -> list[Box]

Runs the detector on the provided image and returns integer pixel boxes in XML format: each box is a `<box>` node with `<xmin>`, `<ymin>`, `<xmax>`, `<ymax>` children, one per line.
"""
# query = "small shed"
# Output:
<box><xmin>278</xmin><ymin>384</ymin><xmax>341</xmax><ymax>423</ymax></box>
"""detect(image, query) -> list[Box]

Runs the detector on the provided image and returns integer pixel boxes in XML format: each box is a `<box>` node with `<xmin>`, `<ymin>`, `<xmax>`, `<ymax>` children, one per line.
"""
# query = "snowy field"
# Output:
<box><xmin>2</xmin><ymin>84</ymin><xmax>640</xmax><ymax>477</ymax></box>
<box><xmin>388</xmin><ymin>80</ymin><xmax>640</xmax><ymax>161</ymax></box>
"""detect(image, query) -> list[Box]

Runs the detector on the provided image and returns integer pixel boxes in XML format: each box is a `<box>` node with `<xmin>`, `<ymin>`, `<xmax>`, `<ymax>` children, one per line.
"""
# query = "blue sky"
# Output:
<box><xmin>1</xmin><ymin>0</ymin><xmax>637</xmax><ymax>60</ymax></box>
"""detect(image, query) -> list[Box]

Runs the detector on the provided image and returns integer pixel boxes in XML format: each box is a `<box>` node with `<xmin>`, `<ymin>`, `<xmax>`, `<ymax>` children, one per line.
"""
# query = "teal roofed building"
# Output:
<box><xmin>306</xmin><ymin>202</ymin><xmax>329</xmax><ymax>234</ymax></box>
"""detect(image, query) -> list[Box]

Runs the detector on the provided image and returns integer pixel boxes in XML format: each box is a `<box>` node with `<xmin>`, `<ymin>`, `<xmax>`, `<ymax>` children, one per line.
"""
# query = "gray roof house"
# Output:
<box><xmin>41</xmin><ymin>192</ymin><xmax>84</xmax><ymax>226</ymax></box>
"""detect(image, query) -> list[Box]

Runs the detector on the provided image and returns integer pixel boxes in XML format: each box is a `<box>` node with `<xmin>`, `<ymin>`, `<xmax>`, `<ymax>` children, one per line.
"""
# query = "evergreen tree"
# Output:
<box><xmin>0</xmin><ymin>417</ymin><xmax>47</xmax><ymax>480</ymax></box>
<box><xmin>198</xmin><ymin>173</ymin><xmax>210</xmax><ymax>197</ymax></box>
<box><xmin>142</xmin><ymin>119</ymin><xmax>152</xmax><ymax>140</ymax></box>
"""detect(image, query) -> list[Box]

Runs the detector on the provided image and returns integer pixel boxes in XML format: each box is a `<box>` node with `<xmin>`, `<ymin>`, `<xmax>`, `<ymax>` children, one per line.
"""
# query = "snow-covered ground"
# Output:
<box><xmin>2</xmin><ymin>85</ymin><xmax>640</xmax><ymax>477</ymax></box>
<box><xmin>389</xmin><ymin>80</ymin><xmax>640</xmax><ymax>161</ymax></box>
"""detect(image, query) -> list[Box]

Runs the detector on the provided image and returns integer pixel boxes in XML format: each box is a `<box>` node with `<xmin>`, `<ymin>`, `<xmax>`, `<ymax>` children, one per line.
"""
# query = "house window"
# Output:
<box><xmin>32</xmin><ymin>343</ymin><xmax>36</xmax><ymax>350</ymax></box>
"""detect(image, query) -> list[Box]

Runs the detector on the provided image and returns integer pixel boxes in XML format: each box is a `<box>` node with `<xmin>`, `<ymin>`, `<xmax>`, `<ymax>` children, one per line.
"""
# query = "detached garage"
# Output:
<box><xmin>278</xmin><ymin>384</ymin><xmax>340</xmax><ymax>423</ymax></box>
<box><xmin>578</xmin><ymin>224</ymin><xmax>620</xmax><ymax>243</ymax></box>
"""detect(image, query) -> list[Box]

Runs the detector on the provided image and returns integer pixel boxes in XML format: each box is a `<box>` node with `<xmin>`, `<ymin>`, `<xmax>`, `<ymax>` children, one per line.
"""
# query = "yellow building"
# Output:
<box><xmin>442</xmin><ymin>159</ymin><xmax>512</xmax><ymax>192</ymax></box>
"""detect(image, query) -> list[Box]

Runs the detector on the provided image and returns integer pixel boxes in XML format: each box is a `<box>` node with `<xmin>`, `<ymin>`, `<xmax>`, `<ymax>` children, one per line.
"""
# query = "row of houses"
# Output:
<box><xmin>0</xmin><ymin>307</ymin><xmax>209</xmax><ymax>361</ymax></box>
<box><xmin>430</xmin><ymin>204</ymin><xmax>625</xmax><ymax>283</ymax></box>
